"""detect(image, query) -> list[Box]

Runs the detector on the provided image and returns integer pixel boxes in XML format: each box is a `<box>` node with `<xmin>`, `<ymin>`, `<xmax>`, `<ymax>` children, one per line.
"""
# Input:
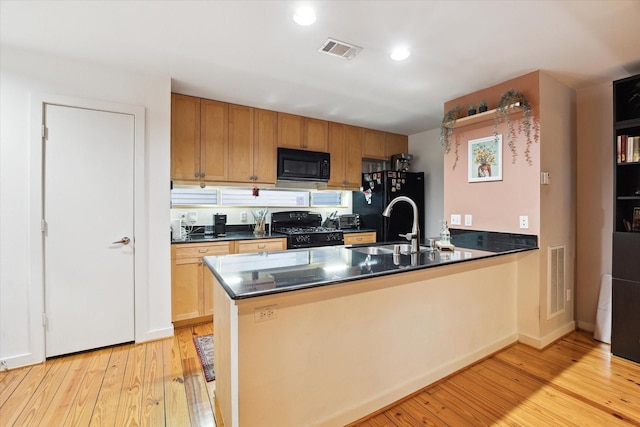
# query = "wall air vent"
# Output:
<box><xmin>547</xmin><ymin>245</ymin><xmax>566</xmax><ymax>319</ymax></box>
<box><xmin>318</xmin><ymin>38</ymin><xmax>362</xmax><ymax>60</ymax></box>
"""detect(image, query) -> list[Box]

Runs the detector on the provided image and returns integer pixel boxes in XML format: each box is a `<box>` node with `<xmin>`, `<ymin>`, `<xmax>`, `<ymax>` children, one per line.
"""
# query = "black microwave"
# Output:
<box><xmin>277</xmin><ymin>148</ymin><xmax>330</xmax><ymax>182</ymax></box>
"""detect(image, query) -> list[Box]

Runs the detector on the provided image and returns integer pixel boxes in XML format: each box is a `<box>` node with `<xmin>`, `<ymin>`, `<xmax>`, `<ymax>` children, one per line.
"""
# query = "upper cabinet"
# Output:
<box><xmin>385</xmin><ymin>132</ymin><xmax>408</xmax><ymax>158</ymax></box>
<box><xmin>278</xmin><ymin>113</ymin><xmax>328</xmax><ymax>152</ymax></box>
<box><xmin>227</xmin><ymin>104</ymin><xmax>254</xmax><ymax>183</ymax></box>
<box><xmin>171</xmin><ymin>94</ymin><xmax>229</xmax><ymax>182</ymax></box>
<box><xmin>171</xmin><ymin>94</ymin><xmax>201</xmax><ymax>180</ymax></box>
<box><xmin>200</xmin><ymin>99</ymin><xmax>229</xmax><ymax>181</ymax></box>
<box><xmin>362</xmin><ymin>128</ymin><xmax>408</xmax><ymax>160</ymax></box>
<box><xmin>252</xmin><ymin>109</ymin><xmax>278</xmax><ymax>184</ymax></box>
<box><xmin>328</xmin><ymin>123</ymin><xmax>363</xmax><ymax>189</ymax></box>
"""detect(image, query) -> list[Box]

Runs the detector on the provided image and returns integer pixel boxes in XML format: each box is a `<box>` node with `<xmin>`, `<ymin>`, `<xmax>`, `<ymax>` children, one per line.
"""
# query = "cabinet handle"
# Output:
<box><xmin>199</xmin><ymin>260</ymin><xmax>203</xmax><ymax>265</ymax></box>
<box><xmin>356</xmin><ymin>237</ymin><xmax>363</xmax><ymax>241</ymax></box>
<box><xmin>258</xmin><ymin>244</ymin><xmax>266</xmax><ymax>249</ymax></box>
<box><xmin>199</xmin><ymin>248</ymin><xmax>208</xmax><ymax>253</ymax></box>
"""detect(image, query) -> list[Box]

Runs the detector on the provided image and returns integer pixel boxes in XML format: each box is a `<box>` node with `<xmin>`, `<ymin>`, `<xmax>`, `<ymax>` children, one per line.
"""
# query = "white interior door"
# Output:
<box><xmin>44</xmin><ymin>104</ymin><xmax>135</xmax><ymax>357</ymax></box>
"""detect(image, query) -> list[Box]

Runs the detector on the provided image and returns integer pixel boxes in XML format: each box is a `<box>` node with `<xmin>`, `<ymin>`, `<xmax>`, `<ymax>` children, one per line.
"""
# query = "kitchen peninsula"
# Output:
<box><xmin>206</xmin><ymin>232</ymin><xmax>537</xmax><ymax>427</ymax></box>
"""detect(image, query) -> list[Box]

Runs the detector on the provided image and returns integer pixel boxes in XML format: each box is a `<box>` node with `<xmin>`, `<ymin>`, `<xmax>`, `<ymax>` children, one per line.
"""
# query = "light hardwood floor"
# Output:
<box><xmin>1</xmin><ymin>329</ymin><xmax>638</xmax><ymax>426</ymax></box>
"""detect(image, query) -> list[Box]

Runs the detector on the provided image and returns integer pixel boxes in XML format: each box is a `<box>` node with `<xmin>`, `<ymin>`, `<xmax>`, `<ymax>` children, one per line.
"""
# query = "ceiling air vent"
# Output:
<box><xmin>318</xmin><ymin>38</ymin><xmax>362</xmax><ymax>60</ymax></box>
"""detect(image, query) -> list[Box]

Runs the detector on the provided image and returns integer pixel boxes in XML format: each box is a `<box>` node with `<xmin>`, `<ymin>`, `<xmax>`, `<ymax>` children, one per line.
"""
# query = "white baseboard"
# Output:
<box><xmin>138</xmin><ymin>325</ymin><xmax>174</xmax><ymax>343</ymax></box>
<box><xmin>518</xmin><ymin>321</ymin><xmax>576</xmax><ymax>349</ymax></box>
<box><xmin>577</xmin><ymin>320</ymin><xmax>595</xmax><ymax>333</ymax></box>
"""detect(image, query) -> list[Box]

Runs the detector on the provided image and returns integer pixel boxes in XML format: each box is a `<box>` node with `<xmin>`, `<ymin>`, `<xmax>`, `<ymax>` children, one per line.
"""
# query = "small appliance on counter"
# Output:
<box><xmin>213</xmin><ymin>214</ymin><xmax>227</xmax><ymax>237</ymax></box>
<box><xmin>322</xmin><ymin>211</ymin><xmax>339</xmax><ymax>229</ymax></box>
<box><xmin>338</xmin><ymin>214</ymin><xmax>360</xmax><ymax>230</ymax></box>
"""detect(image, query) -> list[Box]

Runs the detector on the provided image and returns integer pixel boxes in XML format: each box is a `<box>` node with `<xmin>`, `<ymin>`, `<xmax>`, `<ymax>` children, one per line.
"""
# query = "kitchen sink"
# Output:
<box><xmin>348</xmin><ymin>243</ymin><xmax>433</xmax><ymax>255</ymax></box>
<box><xmin>348</xmin><ymin>246</ymin><xmax>394</xmax><ymax>255</ymax></box>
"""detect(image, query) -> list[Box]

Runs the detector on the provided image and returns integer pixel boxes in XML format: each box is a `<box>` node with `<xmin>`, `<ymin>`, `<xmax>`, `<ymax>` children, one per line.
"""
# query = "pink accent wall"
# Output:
<box><xmin>443</xmin><ymin>72</ymin><xmax>541</xmax><ymax>234</ymax></box>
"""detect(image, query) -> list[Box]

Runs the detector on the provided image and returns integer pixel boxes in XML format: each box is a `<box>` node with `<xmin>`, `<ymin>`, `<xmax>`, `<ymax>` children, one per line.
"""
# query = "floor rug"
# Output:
<box><xmin>193</xmin><ymin>334</ymin><xmax>215</xmax><ymax>382</ymax></box>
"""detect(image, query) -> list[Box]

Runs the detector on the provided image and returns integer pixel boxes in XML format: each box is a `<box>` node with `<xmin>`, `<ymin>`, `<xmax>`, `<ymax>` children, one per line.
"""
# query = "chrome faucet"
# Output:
<box><xmin>382</xmin><ymin>195</ymin><xmax>420</xmax><ymax>253</ymax></box>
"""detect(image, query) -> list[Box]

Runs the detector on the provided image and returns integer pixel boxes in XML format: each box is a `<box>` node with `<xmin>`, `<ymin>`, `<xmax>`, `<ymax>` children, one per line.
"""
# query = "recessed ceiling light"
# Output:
<box><xmin>390</xmin><ymin>47</ymin><xmax>410</xmax><ymax>61</ymax></box>
<box><xmin>294</xmin><ymin>6</ymin><xmax>316</xmax><ymax>26</ymax></box>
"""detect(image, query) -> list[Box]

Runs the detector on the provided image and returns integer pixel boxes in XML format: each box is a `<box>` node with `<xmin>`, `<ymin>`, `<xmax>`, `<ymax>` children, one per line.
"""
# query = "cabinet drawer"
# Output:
<box><xmin>235</xmin><ymin>238</ymin><xmax>286</xmax><ymax>254</ymax></box>
<box><xmin>172</xmin><ymin>242</ymin><xmax>231</xmax><ymax>259</ymax></box>
<box><xmin>344</xmin><ymin>232</ymin><xmax>376</xmax><ymax>245</ymax></box>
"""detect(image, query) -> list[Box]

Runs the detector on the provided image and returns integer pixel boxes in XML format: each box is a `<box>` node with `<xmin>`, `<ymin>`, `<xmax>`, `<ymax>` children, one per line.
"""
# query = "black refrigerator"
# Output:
<box><xmin>352</xmin><ymin>171</ymin><xmax>425</xmax><ymax>243</ymax></box>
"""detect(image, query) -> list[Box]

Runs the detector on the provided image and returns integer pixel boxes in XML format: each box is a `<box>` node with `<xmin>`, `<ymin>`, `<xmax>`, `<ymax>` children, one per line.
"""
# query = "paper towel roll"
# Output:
<box><xmin>171</xmin><ymin>219</ymin><xmax>182</xmax><ymax>240</ymax></box>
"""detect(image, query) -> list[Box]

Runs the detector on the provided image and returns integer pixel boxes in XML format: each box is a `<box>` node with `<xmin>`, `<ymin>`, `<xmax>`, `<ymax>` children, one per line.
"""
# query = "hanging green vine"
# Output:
<box><xmin>440</xmin><ymin>105</ymin><xmax>463</xmax><ymax>166</ymax></box>
<box><xmin>493</xmin><ymin>89</ymin><xmax>539</xmax><ymax>165</ymax></box>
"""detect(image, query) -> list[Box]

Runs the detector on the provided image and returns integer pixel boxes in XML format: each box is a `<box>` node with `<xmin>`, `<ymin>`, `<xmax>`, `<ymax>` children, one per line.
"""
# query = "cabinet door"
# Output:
<box><xmin>235</xmin><ymin>238</ymin><xmax>286</xmax><ymax>254</ymax></box>
<box><xmin>362</xmin><ymin>128</ymin><xmax>385</xmax><ymax>159</ymax></box>
<box><xmin>201</xmin><ymin>99</ymin><xmax>228</xmax><ymax>181</ymax></box>
<box><xmin>304</xmin><ymin>118</ymin><xmax>328</xmax><ymax>151</ymax></box>
<box><xmin>612</xmin><ymin>278</ymin><xmax>640</xmax><ymax>363</ymax></box>
<box><xmin>171</xmin><ymin>257</ymin><xmax>201</xmax><ymax>322</ymax></box>
<box><xmin>345</xmin><ymin>125</ymin><xmax>363</xmax><ymax>188</ymax></box>
<box><xmin>228</xmin><ymin>104</ymin><xmax>254</xmax><ymax>183</ymax></box>
<box><xmin>344</xmin><ymin>232</ymin><xmax>376</xmax><ymax>245</ymax></box>
<box><xmin>278</xmin><ymin>113</ymin><xmax>304</xmax><ymax>149</ymax></box>
<box><xmin>385</xmin><ymin>132</ymin><xmax>408</xmax><ymax>157</ymax></box>
<box><xmin>171</xmin><ymin>94</ymin><xmax>201</xmax><ymax>180</ymax></box>
<box><xmin>254</xmin><ymin>109</ymin><xmax>277</xmax><ymax>184</ymax></box>
<box><xmin>328</xmin><ymin>122</ymin><xmax>347</xmax><ymax>187</ymax></box>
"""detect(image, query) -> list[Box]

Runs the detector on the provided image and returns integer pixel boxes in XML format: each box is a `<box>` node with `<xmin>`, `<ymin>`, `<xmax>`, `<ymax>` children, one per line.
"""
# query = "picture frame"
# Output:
<box><xmin>468</xmin><ymin>135</ymin><xmax>503</xmax><ymax>182</ymax></box>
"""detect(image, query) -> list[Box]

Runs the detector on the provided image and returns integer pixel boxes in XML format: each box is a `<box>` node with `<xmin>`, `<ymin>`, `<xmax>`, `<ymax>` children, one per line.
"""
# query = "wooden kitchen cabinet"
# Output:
<box><xmin>228</xmin><ymin>105</ymin><xmax>277</xmax><ymax>184</ymax></box>
<box><xmin>234</xmin><ymin>238</ymin><xmax>286</xmax><ymax>254</ymax></box>
<box><xmin>362</xmin><ymin>128</ymin><xmax>386</xmax><ymax>159</ymax></box>
<box><xmin>385</xmin><ymin>132</ymin><xmax>408</xmax><ymax>157</ymax></box>
<box><xmin>252</xmin><ymin>108</ymin><xmax>277</xmax><ymax>184</ymax></box>
<box><xmin>278</xmin><ymin>113</ymin><xmax>328</xmax><ymax>151</ymax></box>
<box><xmin>171</xmin><ymin>94</ymin><xmax>201</xmax><ymax>180</ymax></box>
<box><xmin>170</xmin><ymin>94</ymin><xmax>228</xmax><ymax>182</ymax></box>
<box><xmin>328</xmin><ymin>122</ymin><xmax>363</xmax><ymax>189</ymax></box>
<box><xmin>171</xmin><ymin>241</ymin><xmax>231</xmax><ymax>325</ymax></box>
<box><xmin>343</xmin><ymin>232</ymin><xmax>376</xmax><ymax>245</ymax></box>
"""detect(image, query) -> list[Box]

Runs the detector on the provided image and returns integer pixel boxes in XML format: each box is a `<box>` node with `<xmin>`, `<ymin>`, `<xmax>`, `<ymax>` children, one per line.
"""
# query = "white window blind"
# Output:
<box><xmin>220</xmin><ymin>189</ymin><xmax>309</xmax><ymax>207</ymax></box>
<box><xmin>311</xmin><ymin>192</ymin><xmax>342</xmax><ymax>206</ymax></box>
<box><xmin>171</xmin><ymin>187</ymin><xmax>218</xmax><ymax>206</ymax></box>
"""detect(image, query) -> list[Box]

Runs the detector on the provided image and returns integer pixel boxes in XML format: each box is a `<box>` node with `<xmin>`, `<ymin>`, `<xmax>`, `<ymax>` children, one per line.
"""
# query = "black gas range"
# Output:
<box><xmin>271</xmin><ymin>211</ymin><xmax>344</xmax><ymax>249</ymax></box>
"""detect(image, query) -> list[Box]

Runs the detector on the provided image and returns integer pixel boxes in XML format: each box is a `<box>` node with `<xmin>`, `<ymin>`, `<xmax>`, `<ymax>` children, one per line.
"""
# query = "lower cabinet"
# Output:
<box><xmin>343</xmin><ymin>232</ymin><xmax>376</xmax><ymax>245</ymax></box>
<box><xmin>171</xmin><ymin>237</ymin><xmax>286</xmax><ymax>326</ymax></box>
<box><xmin>171</xmin><ymin>241</ymin><xmax>231</xmax><ymax>326</ymax></box>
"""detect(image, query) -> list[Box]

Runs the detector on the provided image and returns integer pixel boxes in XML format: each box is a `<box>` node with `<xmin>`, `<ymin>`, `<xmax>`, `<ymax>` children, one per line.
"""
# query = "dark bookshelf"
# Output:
<box><xmin>612</xmin><ymin>73</ymin><xmax>640</xmax><ymax>363</ymax></box>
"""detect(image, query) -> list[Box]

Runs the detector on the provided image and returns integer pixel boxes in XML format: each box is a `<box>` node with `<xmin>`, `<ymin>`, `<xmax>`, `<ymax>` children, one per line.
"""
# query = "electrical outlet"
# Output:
<box><xmin>187</xmin><ymin>211</ymin><xmax>198</xmax><ymax>223</ymax></box>
<box><xmin>254</xmin><ymin>305</ymin><xmax>277</xmax><ymax>322</ymax></box>
<box><xmin>241</xmin><ymin>211</ymin><xmax>247</xmax><ymax>222</ymax></box>
<box><xmin>450</xmin><ymin>214</ymin><xmax>461</xmax><ymax>225</ymax></box>
<box><xmin>519</xmin><ymin>215</ymin><xmax>529</xmax><ymax>229</ymax></box>
<box><xmin>464</xmin><ymin>214</ymin><xmax>472</xmax><ymax>226</ymax></box>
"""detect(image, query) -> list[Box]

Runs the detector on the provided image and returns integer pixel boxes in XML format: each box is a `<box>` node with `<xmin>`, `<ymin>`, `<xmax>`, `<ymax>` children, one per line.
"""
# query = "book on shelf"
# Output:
<box><xmin>634</xmin><ymin>207</ymin><xmax>640</xmax><ymax>232</ymax></box>
<box><xmin>617</xmin><ymin>135</ymin><xmax>640</xmax><ymax>163</ymax></box>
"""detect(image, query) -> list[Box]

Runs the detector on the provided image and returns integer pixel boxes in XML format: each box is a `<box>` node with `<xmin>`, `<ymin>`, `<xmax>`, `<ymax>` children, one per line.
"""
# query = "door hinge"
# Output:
<box><xmin>41</xmin><ymin>219</ymin><xmax>47</xmax><ymax>233</ymax></box>
<box><xmin>42</xmin><ymin>313</ymin><xmax>47</xmax><ymax>326</ymax></box>
<box><xmin>42</xmin><ymin>125</ymin><xmax>48</xmax><ymax>140</ymax></box>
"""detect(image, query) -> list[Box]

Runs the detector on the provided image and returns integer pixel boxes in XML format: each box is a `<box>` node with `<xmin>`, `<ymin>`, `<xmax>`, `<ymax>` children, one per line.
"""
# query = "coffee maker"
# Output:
<box><xmin>213</xmin><ymin>214</ymin><xmax>227</xmax><ymax>237</ymax></box>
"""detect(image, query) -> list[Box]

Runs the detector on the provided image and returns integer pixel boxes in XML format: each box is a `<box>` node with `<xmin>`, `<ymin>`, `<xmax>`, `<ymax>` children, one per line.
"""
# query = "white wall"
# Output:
<box><xmin>575</xmin><ymin>82</ymin><xmax>613</xmax><ymax>332</ymax></box>
<box><xmin>0</xmin><ymin>47</ymin><xmax>172</xmax><ymax>368</ymax></box>
<box><xmin>409</xmin><ymin>128</ymin><xmax>444</xmax><ymax>238</ymax></box>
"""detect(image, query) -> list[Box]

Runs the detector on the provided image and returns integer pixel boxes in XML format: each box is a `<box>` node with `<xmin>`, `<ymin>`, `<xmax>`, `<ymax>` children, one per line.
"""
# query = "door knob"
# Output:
<box><xmin>113</xmin><ymin>236</ymin><xmax>131</xmax><ymax>245</ymax></box>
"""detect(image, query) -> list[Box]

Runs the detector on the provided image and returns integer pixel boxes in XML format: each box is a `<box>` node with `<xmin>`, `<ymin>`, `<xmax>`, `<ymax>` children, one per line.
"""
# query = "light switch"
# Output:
<box><xmin>464</xmin><ymin>214</ymin><xmax>472</xmax><ymax>226</ymax></box>
<box><xmin>450</xmin><ymin>214</ymin><xmax>461</xmax><ymax>225</ymax></box>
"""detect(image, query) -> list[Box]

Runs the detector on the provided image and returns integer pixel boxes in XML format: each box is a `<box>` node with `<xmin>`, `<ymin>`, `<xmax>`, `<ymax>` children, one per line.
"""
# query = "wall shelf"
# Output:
<box><xmin>445</xmin><ymin>106</ymin><xmax>523</xmax><ymax>130</ymax></box>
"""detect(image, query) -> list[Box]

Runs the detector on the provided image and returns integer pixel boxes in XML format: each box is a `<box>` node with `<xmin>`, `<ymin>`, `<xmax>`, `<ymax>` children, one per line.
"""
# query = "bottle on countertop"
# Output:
<box><xmin>440</xmin><ymin>220</ymin><xmax>451</xmax><ymax>244</ymax></box>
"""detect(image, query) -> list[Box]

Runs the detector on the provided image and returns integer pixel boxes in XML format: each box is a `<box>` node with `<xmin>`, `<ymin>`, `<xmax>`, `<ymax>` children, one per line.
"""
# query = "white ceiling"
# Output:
<box><xmin>1</xmin><ymin>0</ymin><xmax>639</xmax><ymax>135</ymax></box>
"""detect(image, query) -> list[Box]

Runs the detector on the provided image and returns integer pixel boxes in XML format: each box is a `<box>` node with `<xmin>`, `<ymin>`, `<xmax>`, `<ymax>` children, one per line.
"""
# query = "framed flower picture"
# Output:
<box><xmin>468</xmin><ymin>135</ymin><xmax>503</xmax><ymax>182</ymax></box>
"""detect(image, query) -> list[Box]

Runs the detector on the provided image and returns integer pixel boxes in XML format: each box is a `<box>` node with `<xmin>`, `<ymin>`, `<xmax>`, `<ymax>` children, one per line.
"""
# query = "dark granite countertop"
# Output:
<box><xmin>204</xmin><ymin>230</ymin><xmax>538</xmax><ymax>300</ymax></box>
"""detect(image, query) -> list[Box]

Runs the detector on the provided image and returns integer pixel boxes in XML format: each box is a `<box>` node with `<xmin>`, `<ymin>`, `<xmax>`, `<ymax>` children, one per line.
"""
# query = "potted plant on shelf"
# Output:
<box><xmin>468</xmin><ymin>104</ymin><xmax>477</xmax><ymax>116</ymax></box>
<box><xmin>478</xmin><ymin>100</ymin><xmax>488</xmax><ymax>113</ymax></box>
<box><xmin>493</xmin><ymin>89</ymin><xmax>538</xmax><ymax>164</ymax></box>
